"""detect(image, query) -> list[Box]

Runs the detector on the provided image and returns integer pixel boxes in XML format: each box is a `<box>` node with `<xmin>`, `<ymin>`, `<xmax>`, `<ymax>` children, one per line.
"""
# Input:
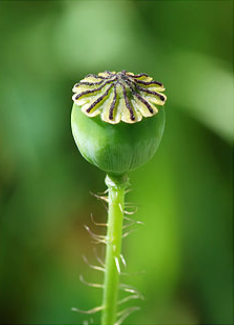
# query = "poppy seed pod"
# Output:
<box><xmin>71</xmin><ymin>71</ymin><xmax>167</xmax><ymax>176</ymax></box>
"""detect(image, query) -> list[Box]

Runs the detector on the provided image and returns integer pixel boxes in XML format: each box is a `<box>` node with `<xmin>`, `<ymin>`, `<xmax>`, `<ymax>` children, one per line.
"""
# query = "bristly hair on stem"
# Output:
<box><xmin>101</xmin><ymin>174</ymin><xmax>129</xmax><ymax>325</ymax></box>
<box><xmin>72</xmin><ymin>174</ymin><xmax>143</xmax><ymax>325</ymax></box>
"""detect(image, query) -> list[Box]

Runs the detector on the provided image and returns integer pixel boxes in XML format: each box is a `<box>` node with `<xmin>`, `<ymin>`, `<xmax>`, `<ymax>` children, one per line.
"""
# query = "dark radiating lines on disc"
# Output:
<box><xmin>109</xmin><ymin>84</ymin><xmax>117</xmax><ymax>121</ymax></box>
<box><xmin>86</xmin><ymin>84</ymin><xmax>114</xmax><ymax>113</ymax></box>
<box><xmin>73</xmin><ymin>70</ymin><xmax>166</xmax><ymax>123</ymax></box>
<box><xmin>75</xmin><ymin>79</ymin><xmax>115</xmax><ymax>100</ymax></box>
<box><xmin>120</xmin><ymin>83</ymin><xmax>135</xmax><ymax>121</ymax></box>
<box><xmin>124</xmin><ymin>78</ymin><xmax>154</xmax><ymax>115</ymax></box>
<box><xmin>136</xmin><ymin>86</ymin><xmax>166</xmax><ymax>101</ymax></box>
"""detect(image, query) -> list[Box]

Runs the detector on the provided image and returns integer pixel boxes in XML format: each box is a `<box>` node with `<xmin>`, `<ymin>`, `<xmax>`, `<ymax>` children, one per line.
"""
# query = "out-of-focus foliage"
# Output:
<box><xmin>0</xmin><ymin>1</ymin><xmax>233</xmax><ymax>325</ymax></box>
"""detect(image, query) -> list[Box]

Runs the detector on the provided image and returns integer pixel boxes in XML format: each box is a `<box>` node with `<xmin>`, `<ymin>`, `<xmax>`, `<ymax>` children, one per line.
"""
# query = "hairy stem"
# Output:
<box><xmin>101</xmin><ymin>174</ymin><xmax>129</xmax><ymax>325</ymax></box>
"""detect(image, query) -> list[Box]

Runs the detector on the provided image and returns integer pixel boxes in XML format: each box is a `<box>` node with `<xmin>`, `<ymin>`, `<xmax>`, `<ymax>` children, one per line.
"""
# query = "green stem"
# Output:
<box><xmin>101</xmin><ymin>174</ymin><xmax>129</xmax><ymax>325</ymax></box>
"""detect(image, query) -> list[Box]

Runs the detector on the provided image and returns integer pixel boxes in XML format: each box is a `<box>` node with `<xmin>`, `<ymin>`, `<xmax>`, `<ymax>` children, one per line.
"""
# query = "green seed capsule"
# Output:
<box><xmin>71</xmin><ymin>71</ymin><xmax>167</xmax><ymax>176</ymax></box>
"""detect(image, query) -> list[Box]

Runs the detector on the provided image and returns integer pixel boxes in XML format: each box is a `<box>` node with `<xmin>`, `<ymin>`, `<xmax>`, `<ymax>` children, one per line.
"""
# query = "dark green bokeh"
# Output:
<box><xmin>0</xmin><ymin>1</ymin><xmax>233</xmax><ymax>324</ymax></box>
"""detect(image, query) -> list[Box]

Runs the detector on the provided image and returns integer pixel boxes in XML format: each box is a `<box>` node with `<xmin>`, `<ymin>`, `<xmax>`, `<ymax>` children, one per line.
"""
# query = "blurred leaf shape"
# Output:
<box><xmin>167</xmin><ymin>51</ymin><xmax>233</xmax><ymax>143</ymax></box>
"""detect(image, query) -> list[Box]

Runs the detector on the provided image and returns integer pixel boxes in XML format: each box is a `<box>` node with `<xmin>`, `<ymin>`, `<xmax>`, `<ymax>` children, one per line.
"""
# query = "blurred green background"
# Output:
<box><xmin>0</xmin><ymin>1</ymin><xmax>233</xmax><ymax>324</ymax></box>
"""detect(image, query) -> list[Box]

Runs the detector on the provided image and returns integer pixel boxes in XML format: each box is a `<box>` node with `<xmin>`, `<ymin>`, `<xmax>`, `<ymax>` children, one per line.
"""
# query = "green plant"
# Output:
<box><xmin>71</xmin><ymin>70</ymin><xmax>167</xmax><ymax>325</ymax></box>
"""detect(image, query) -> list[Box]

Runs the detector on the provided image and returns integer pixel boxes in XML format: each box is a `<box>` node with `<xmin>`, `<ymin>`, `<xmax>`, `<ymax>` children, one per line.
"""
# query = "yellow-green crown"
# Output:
<box><xmin>72</xmin><ymin>71</ymin><xmax>167</xmax><ymax>124</ymax></box>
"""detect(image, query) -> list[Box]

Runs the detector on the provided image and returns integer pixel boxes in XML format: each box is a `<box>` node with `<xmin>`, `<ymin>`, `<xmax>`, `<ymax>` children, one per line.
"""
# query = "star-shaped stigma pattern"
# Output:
<box><xmin>72</xmin><ymin>71</ymin><xmax>167</xmax><ymax>124</ymax></box>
